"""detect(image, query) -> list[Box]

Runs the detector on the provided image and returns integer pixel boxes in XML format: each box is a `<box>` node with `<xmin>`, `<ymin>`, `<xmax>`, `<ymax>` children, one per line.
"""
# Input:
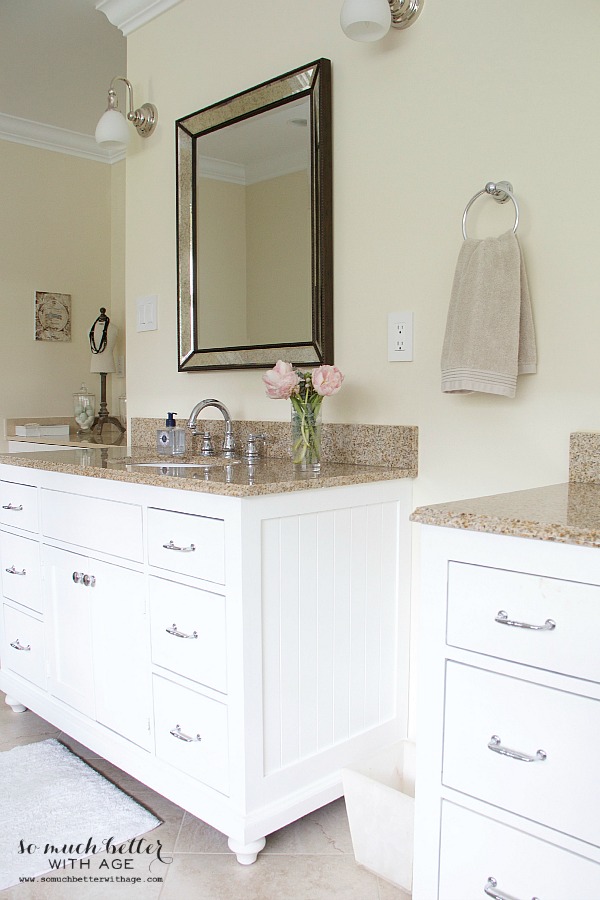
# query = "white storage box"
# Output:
<box><xmin>15</xmin><ymin>423</ymin><xmax>70</xmax><ymax>437</ymax></box>
<box><xmin>342</xmin><ymin>740</ymin><xmax>415</xmax><ymax>892</ymax></box>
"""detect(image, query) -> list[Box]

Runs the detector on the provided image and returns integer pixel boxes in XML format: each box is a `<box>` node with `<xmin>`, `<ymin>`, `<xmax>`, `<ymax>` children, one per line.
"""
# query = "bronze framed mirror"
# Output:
<box><xmin>176</xmin><ymin>58</ymin><xmax>332</xmax><ymax>371</ymax></box>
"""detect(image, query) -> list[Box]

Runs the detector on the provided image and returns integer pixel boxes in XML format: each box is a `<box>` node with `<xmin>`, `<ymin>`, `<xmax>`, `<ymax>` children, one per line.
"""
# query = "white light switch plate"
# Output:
<box><xmin>136</xmin><ymin>295</ymin><xmax>158</xmax><ymax>332</ymax></box>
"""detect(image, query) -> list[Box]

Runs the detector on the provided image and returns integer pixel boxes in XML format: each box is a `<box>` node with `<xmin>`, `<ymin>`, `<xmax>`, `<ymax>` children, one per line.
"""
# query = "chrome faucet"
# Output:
<box><xmin>187</xmin><ymin>399</ymin><xmax>236</xmax><ymax>457</ymax></box>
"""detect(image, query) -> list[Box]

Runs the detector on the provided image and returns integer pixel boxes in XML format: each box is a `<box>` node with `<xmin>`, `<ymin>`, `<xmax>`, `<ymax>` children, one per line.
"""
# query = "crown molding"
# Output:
<box><xmin>96</xmin><ymin>0</ymin><xmax>184</xmax><ymax>36</ymax></box>
<box><xmin>199</xmin><ymin>150</ymin><xmax>309</xmax><ymax>187</ymax></box>
<box><xmin>0</xmin><ymin>113</ymin><xmax>124</xmax><ymax>164</ymax></box>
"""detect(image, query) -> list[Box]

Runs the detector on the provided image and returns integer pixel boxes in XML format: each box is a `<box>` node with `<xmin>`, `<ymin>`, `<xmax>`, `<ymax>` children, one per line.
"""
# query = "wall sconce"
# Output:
<box><xmin>340</xmin><ymin>0</ymin><xmax>424</xmax><ymax>42</ymax></box>
<box><xmin>95</xmin><ymin>76</ymin><xmax>158</xmax><ymax>146</ymax></box>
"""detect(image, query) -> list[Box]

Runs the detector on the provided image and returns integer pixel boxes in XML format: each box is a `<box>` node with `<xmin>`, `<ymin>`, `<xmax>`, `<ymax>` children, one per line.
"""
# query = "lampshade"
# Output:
<box><xmin>95</xmin><ymin>108</ymin><xmax>130</xmax><ymax>146</ymax></box>
<box><xmin>340</xmin><ymin>0</ymin><xmax>391</xmax><ymax>41</ymax></box>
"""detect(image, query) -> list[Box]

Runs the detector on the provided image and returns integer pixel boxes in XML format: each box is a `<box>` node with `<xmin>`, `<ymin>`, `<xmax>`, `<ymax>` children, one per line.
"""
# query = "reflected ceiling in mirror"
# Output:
<box><xmin>177</xmin><ymin>59</ymin><xmax>332</xmax><ymax>371</ymax></box>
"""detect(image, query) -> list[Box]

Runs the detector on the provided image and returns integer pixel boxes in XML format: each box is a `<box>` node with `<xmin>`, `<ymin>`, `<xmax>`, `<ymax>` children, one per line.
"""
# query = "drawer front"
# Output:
<box><xmin>447</xmin><ymin>561</ymin><xmax>600</xmax><ymax>682</ymax></box>
<box><xmin>147</xmin><ymin>508</ymin><xmax>225</xmax><ymax>584</ymax></box>
<box><xmin>0</xmin><ymin>481</ymin><xmax>38</xmax><ymax>533</ymax></box>
<box><xmin>2</xmin><ymin>603</ymin><xmax>46</xmax><ymax>688</ymax></box>
<box><xmin>439</xmin><ymin>801</ymin><xmax>600</xmax><ymax>900</ymax></box>
<box><xmin>443</xmin><ymin>662</ymin><xmax>600</xmax><ymax>846</ymax></box>
<box><xmin>41</xmin><ymin>489</ymin><xmax>143</xmax><ymax>562</ymax></box>
<box><xmin>153</xmin><ymin>675</ymin><xmax>229</xmax><ymax>795</ymax></box>
<box><xmin>0</xmin><ymin>531</ymin><xmax>42</xmax><ymax>613</ymax></box>
<box><xmin>150</xmin><ymin>577</ymin><xmax>227</xmax><ymax>693</ymax></box>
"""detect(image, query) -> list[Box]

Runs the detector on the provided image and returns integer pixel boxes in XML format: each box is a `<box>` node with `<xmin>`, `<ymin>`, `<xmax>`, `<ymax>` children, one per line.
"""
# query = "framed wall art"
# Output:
<box><xmin>35</xmin><ymin>291</ymin><xmax>71</xmax><ymax>342</ymax></box>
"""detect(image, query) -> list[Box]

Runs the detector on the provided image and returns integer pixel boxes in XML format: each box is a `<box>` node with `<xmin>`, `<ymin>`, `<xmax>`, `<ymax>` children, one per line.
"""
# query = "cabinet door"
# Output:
<box><xmin>149</xmin><ymin>576</ymin><xmax>227</xmax><ymax>694</ymax></box>
<box><xmin>439</xmin><ymin>801</ymin><xmax>600</xmax><ymax>900</ymax></box>
<box><xmin>443</xmin><ymin>661</ymin><xmax>600</xmax><ymax>846</ymax></box>
<box><xmin>44</xmin><ymin>545</ymin><xmax>95</xmax><ymax>717</ymax></box>
<box><xmin>0</xmin><ymin>530</ymin><xmax>42</xmax><ymax>613</ymax></box>
<box><xmin>0</xmin><ymin>480</ymin><xmax>38</xmax><ymax>533</ymax></box>
<box><xmin>153</xmin><ymin>674</ymin><xmax>229</xmax><ymax>795</ymax></box>
<box><xmin>92</xmin><ymin>561</ymin><xmax>151</xmax><ymax>750</ymax></box>
<box><xmin>44</xmin><ymin>545</ymin><xmax>152</xmax><ymax>746</ymax></box>
<box><xmin>2</xmin><ymin>602</ymin><xmax>46</xmax><ymax>689</ymax></box>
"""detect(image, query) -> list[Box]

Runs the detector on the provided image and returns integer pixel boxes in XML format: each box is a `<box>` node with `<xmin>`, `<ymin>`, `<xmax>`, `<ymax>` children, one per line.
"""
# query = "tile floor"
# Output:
<box><xmin>0</xmin><ymin>693</ymin><xmax>410</xmax><ymax>899</ymax></box>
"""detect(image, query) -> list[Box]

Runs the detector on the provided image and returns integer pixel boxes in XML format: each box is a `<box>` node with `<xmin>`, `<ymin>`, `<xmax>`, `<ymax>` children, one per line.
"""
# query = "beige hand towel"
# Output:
<box><xmin>441</xmin><ymin>230</ymin><xmax>537</xmax><ymax>397</ymax></box>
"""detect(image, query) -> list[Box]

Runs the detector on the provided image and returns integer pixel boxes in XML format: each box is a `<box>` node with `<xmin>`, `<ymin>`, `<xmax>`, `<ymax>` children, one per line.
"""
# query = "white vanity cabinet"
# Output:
<box><xmin>0</xmin><ymin>463</ymin><xmax>412</xmax><ymax>863</ymax></box>
<box><xmin>412</xmin><ymin>526</ymin><xmax>600</xmax><ymax>900</ymax></box>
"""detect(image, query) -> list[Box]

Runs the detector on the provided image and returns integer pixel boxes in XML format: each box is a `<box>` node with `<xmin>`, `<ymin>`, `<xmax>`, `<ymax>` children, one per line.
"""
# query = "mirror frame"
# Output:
<box><xmin>176</xmin><ymin>58</ymin><xmax>332</xmax><ymax>371</ymax></box>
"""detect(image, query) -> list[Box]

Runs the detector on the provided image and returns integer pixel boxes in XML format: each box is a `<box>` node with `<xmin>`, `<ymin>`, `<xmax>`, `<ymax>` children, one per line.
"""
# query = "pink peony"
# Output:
<box><xmin>311</xmin><ymin>365</ymin><xmax>344</xmax><ymax>397</ymax></box>
<box><xmin>263</xmin><ymin>360</ymin><xmax>300</xmax><ymax>399</ymax></box>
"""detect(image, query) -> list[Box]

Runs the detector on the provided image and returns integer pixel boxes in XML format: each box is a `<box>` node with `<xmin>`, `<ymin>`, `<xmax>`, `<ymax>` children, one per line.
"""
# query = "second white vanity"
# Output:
<box><xmin>411</xmin><ymin>478</ymin><xmax>600</xmax><ymax>899</ymax></box>
<box><xmin>0</xmin><ymin>447</ymin><xmax>414</xmax><ymax>863</ymax></box>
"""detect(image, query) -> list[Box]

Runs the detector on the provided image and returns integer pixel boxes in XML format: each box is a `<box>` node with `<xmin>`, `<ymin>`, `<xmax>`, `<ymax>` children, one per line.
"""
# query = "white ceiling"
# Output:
<box><xmin>0</xmin><ymin>0</ymin><xmax>126</xmax><ymax>136</ymax></box>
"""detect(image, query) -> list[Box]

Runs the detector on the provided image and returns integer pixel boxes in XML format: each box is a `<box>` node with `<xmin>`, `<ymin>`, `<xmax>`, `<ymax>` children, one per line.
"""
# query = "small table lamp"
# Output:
<box><xmin>89</xmin><ymin>308</ymin><xmax>125</xmax><ymax>436</ymax></box>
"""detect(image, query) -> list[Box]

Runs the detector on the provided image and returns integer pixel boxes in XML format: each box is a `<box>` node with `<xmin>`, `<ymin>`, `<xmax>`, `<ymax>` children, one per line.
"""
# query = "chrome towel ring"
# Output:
<box><xmin>462</xmin><ymin>181</ymin><xmax>519</xmax><ymax>240</ymax></box>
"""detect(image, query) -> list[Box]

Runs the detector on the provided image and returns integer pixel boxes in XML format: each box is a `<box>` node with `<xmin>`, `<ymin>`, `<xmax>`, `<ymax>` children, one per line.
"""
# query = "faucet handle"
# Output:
<box><xmin>222</xmin><ymin>429</ymin><xmax>236</xmax><ymax>456</ymax></box>
<box><xmin>199</xmin><ymin>431</ymin><xmax>215</xmax><ymax>456</ymax></box>
<box><xmin>243</xmin><ymin>433</ymin><xmax>267</xmax><ymax>461</ymax></box>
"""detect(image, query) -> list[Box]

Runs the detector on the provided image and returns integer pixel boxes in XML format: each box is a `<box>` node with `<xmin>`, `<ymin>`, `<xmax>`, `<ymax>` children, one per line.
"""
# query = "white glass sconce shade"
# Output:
<box><xmin>340</xmin><ymin>0</ymin><xmax>391</xmax><ymax>41</ymax></box>
<box><xmin>95</xmin><ymin>108</ymin><xmax>130</xmax><ymax>146</ymax></box>
<box><xmin>95</xmin><ymin>77</ymin><xmax>158</xmax><ymax>146</ymax></box>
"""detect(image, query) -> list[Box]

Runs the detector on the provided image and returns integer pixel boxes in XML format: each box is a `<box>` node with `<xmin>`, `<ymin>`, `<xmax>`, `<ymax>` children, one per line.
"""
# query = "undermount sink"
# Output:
<box><xmin>126</xmin><ymin>458</ymin><xmax>241</xmax><ymax>469</ymax></box>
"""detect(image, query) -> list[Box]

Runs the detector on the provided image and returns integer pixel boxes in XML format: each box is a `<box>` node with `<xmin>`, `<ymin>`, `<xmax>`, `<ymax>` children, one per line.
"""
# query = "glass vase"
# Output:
<box><xmin>291</xmin><ymin>403</ymin><xmax>322</xmax><ymax>472</ymax></box>
<box><xmin>73</xmin><ymin>383</ymin><xmax>96</xmax><ymax>432</ymax></box>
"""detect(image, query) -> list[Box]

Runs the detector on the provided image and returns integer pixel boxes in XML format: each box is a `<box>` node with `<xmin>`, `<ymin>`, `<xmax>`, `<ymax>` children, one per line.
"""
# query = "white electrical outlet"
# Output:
<box><xmin>388</xmin><ymin>312</ymin><xmax>413</xmax><ymax>361</ymax></box>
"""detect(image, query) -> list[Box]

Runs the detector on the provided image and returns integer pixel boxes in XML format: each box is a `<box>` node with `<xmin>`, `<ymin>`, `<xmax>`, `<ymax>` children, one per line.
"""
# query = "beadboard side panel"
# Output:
<box><xmin>262</xmin><ymin>501</ymin><xmax>400</xmax><ymax>775</ymax></box>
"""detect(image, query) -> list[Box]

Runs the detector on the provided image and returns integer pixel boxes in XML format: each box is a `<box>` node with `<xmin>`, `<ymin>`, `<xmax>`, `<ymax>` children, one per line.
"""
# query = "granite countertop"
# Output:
<box><xmin>411</xmin><ymin>482</ymin><xmax>600</xmax><ymax>549</ymax></box>
<box><xmin>0</xmin><ymin>447</ymin><xmax>413</xmax><ymax>498</ymax></box>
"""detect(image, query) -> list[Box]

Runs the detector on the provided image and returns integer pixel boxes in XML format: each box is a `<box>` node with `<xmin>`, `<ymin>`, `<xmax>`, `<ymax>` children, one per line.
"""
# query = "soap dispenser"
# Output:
<box><xmin>157</xmin><ymin>413</ymin><xmax>186</xmax><ymax>456</ymax></box>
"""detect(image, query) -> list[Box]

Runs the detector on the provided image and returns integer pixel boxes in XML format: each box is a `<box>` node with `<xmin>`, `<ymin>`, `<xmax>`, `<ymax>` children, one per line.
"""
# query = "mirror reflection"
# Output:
<box><xmin>196</xmin><ymin>96</ymin><xmax>311</xmax><ymax>349</ymax></box>
<box><xmin>177</xmin><ymin>59</ymin><xmax>332</xmax><ymax>371</ymax></box>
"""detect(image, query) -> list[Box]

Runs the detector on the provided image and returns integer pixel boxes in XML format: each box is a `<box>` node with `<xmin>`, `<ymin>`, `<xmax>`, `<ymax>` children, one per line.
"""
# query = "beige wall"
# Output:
<box><xmin>125</xmin><ymin>0</ymin><xmax>600</xmax><ymax>508</ymax></box>
<box><xmin>0</xmin><ymin>142</ymin><xmax>125</xmax><ymax>430</ymax></box>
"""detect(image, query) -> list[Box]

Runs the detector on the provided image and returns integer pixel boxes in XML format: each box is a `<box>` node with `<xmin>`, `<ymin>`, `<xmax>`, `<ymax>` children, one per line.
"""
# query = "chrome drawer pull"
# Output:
<box><xmin>484</xmin><ymin>876</ymin><xmax>540</xmax><ymax>900</ymax></box>
<box><xmin>166</xmin><ymin>623</ymin><xmax>198</xmax><ymax>640</ymax></box>
<box><xmin>169</xmin><ymin>724</ymin><xmax>202</xmax><ymax>742</ymax></box>
<box><xmin>163</xmin><ymin>540</ymin><xmax>196</xmax><ymax>553</ymax></box>
<box><xmin>72</xmin><ymin>571</ymin><xmax>84</xmax><ymax>583</ymax></box>
<box><xmin>495</xmin><ymin>610</ymin><xmax>555</xmax><ymax>631</ymax></box>
<box><xmin>2</xmin><ymin>503</ymin><xmax>23</xmax><ymax>511</ymax></box>
<box><xmin>10</xmin><ymin>638</ymin><xmax>31</xmax><ymax>652</ymax></box>
<box><xmin>488</xmin><ymin>734</ymin><xmax>546</xmax><ymax>763</ymax></box>
<box><xmin>5</xmin><ymin>566</ymin><xmax>26</xmax><ymax>576</ymax></box>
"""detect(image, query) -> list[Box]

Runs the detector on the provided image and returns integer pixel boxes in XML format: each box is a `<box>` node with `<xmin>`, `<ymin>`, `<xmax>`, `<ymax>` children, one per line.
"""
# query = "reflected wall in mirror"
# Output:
<box><xmin>177</xmin><ymin>59</ymin><xmax>332</xmax><ymax>371</ymax></box>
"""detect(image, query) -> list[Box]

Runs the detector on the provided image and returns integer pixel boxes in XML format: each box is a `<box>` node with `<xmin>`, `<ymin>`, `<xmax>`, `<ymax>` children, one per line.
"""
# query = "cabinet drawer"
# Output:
<box><xmin>439</xmin><ymin>801</ymin><xmax>600</xmax><ymax>900</ymax></box>
<box><xmin>153</xmin><ymin>675</ymin><xmax>229</xmax><ymax>795</ymax></box>
<box><xmin>150</xmin><ymin>577</ymin><xmax>227</xmax><ymax>693</ymax></box>
<box><xmin>447</xmin><ymin>561</ymin><xmax>600</xmax><ymax>682</ymax></box>
<box><xmin>41</xmin><ymin>489</ymin><xmax>143</xmax><ymax>562</ymax></box>
<box><xmin>0</xmin><ymin>531</ymin><xmax>42</xmax><ymax>613</ymax></box>
<box><xmin>443</xmin><ymin>662</ymin><xmax>600</xmax><ymax>846</ymax></box>
<box><xmin>2</xmin><ymin>603</ymin><xmax>46</xmax><ymax>688</ymax></box>
<box><xmin>147</xmin><ymin>508</ymin><xmax>225</xmax><ymax>584</ymax></box>
<box><xmin>0</xmin><ymin>481</ymin><xmax>38</xmax><ymax>533</ymax></box>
